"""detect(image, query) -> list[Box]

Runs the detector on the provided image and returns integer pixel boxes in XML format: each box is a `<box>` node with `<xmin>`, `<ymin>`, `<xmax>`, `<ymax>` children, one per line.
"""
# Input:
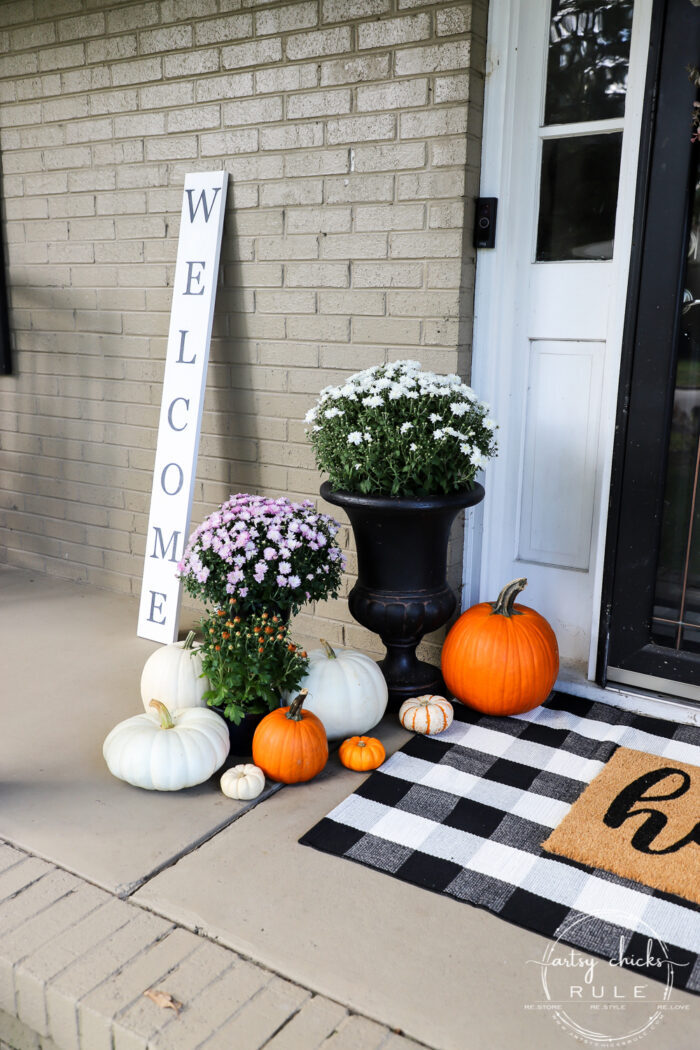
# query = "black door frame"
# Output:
<box><xmin>600</xmin><ymin>0</ymin><xmax>700</xmax><ymax>687</ymax></box>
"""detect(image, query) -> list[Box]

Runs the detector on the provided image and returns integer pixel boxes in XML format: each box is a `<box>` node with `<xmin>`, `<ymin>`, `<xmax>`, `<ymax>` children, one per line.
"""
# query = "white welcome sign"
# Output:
<box><xmin>137</xmin><ymin>171</ymin><xmax>228</xmax><ymax>643</ymax></box>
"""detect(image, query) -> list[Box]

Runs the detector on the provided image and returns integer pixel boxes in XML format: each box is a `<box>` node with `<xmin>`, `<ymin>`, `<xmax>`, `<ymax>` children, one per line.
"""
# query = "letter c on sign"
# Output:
<box><xmin>161</xmin><ymin>462</ymin><xmax>184</xmax><ymax>496</ymax></box>
<box><xmin>167</xmin><ymin>397</ymin><xmax>189</xmax><ymax>432</ymax></box>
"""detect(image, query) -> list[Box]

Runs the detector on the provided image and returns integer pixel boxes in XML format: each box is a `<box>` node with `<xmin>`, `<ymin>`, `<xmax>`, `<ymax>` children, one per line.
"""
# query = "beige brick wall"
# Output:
<box><xmin>0</xmin><ymin>0</ymin><xmax>487</xmax><ymax>657</ymax></box>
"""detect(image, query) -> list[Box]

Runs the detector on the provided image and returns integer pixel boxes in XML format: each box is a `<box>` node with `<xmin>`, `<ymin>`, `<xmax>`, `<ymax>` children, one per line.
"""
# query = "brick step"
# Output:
<box><xmin>0</xmin><ymin>842</ymin><xmax>427</xmax><ymax>1050</ymax></box>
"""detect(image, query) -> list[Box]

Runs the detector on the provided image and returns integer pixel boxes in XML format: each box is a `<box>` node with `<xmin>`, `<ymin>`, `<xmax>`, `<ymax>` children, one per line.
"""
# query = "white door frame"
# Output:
<box><xmin>464</xmin><ymin>0</ymin><xmax>654</xmax><ymax>681</ymax></box>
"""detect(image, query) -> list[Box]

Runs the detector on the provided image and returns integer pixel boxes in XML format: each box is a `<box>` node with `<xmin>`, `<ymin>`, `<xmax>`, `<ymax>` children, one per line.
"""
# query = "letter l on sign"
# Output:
<box><xmin>137</xmin><ymin>171</ymin><xmax>228</xmax><ymax>642</ymax></box>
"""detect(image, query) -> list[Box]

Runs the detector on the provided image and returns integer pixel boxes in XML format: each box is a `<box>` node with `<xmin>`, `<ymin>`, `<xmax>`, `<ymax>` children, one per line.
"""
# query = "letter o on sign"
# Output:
<box><xmin>161</xmin><ymin>462</ymin><xmax>184</xmax><ymax>496</ymax></box>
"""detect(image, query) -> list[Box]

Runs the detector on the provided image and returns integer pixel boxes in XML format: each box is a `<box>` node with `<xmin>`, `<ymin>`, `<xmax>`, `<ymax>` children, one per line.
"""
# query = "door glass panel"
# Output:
<box><xmin>544</xmin><ymin>0</ymin><xmax>635</xmax><ymax>125</ymax></box>
<box><xmin>536</xmin><ymin>132</ymin><xmax>622</xmax><ymax>261</ymax></box>
<box><xmin>652</xmin><ymin>152</ymin><xmax>700</xmax><ymax>653</ymax></box>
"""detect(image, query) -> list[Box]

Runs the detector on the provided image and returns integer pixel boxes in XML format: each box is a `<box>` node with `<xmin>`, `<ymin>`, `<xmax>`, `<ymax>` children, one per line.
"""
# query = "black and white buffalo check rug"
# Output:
<box><xmin>300</xmin><ymin>694</ymin><xmax>700</xmax><ymax>993</ymax></box>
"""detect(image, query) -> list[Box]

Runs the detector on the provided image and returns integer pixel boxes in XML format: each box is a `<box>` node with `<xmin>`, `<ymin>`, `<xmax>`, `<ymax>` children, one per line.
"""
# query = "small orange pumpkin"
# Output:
<box><xmin>441</xmin><ymin>578</ymin><xmax>559</xmax><ymax>716</ymax></box>
<box><xmin>339</xmin><ymin>735</ymin><xmax>386</xmax><ymax>771</ymax></box>
<box><xmin>252</xmin><ymin>689</ymin><xmax>328</xmax><ymax>784</ymax></box>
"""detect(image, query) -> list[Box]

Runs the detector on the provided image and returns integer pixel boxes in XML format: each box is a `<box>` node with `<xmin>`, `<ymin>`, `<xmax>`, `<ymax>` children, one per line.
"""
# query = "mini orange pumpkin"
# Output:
<box><xmin>339</xmin><ymin>735</ymin><xmax>386</xmax><ymax>771</ymax></box>
<box><xmin>441</xmin><ymin>578</ymin><xmax>559</xmax><ymax>716</ymax></box>
<box><xmin>252</xmin><ymin>689</ymin><xmax>328</xmax><ymax>784</ymax></box>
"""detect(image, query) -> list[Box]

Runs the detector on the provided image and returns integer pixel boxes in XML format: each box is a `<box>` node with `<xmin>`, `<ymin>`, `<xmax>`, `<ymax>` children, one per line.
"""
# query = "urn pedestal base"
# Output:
<box><xmin>378</xmin><ymin>651</ymin><xmax>448</xmax><ymax>707</ymax></box>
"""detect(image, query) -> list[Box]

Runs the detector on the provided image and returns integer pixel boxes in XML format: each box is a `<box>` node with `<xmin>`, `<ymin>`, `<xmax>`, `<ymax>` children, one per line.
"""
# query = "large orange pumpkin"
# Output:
<box><xmin>252</xmin><ymin>689</ymin><xmax>328</xmax><ymax>784</ymax></box>
<box><xmin>441</xmin><ymin>578</ymin><xmax>559</xmax><ymax>716</ymax></box>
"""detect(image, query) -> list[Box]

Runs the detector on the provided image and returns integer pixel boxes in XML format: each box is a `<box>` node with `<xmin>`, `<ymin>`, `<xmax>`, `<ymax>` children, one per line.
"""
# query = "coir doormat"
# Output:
<box><xmin>542</xmin><ymin>746</ymin><xmax>700</xmax><ymax>905</ymax></box>
<box><xmin>300</xmin><ymin>694</ymin><xmax>700</xmax><ymax>993</ymax></box>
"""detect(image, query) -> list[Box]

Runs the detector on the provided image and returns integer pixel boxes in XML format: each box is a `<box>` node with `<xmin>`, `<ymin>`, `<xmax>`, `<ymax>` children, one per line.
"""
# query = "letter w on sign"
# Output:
<box><xmin>137</xmin><ymin>171</ymin><xmax>228</xmax><ymax>643</ymax></box>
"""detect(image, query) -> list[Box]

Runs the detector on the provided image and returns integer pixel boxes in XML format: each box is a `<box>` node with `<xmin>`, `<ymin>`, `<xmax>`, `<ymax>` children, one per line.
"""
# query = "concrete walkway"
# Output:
<box><xmin>1</xmin><ymin>566</ymin><xmax>698</xmax><ymax>1050</ymax></box>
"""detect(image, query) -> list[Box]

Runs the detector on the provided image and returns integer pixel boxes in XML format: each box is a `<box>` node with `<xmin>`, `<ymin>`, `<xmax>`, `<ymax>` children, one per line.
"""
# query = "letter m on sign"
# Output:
<box><xmin>137</xmin><ymin>171</ymin><xmax>228</xmax><ymax>643</ymax></box>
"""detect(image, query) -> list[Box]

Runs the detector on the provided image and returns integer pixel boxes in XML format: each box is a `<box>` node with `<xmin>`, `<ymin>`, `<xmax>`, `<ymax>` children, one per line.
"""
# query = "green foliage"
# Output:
<box><xmin>199</xmin><ymin>607</ymin><xmax>309</xmax><ymax>725</ymax></box>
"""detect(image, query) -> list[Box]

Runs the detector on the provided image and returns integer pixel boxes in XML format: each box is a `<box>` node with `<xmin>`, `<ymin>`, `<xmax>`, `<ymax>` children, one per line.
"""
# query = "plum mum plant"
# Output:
<box><xmin>178</xmin><ymin>493</ymin><xmax>345</xmax><ymax>616</ymax></box>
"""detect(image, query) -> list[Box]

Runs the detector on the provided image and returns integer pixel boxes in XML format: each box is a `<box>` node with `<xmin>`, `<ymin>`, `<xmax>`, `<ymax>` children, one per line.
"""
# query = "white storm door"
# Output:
<box><xmin>472</xmin><ymin>0</ymin><xmax>652</xmax><ymax>671</ymax></box>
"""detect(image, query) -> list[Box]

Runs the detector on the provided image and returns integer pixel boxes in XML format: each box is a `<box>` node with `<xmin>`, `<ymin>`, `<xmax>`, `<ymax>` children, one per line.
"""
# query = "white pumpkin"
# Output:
<box><xmin>220</xmin><ymin>764</ymin><xmax>266</xmax><ymax>800</ymax></box>
<box><xmin>293</xmin><ymin>640</ymin><xmax>388</xmax><ymax>741</ymax></box>
<box><xmin>140</xmin><ymin>631</ymin><xmax>209</xmax><ymax>713</ymax></box>
<box><xmin>103</xmin><ymin>700</ymin><xmax>230</xmax><ymax>791</ymax></box>
<box><xmin>399</xmin><ymin>695</ymin><xmax>454</xmax><ymax>736</ymax></box>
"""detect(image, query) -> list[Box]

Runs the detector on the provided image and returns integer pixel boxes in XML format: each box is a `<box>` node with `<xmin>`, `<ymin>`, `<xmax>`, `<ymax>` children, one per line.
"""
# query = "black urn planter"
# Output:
<box><xmin>321</xmin><ymin>481</ymin><xmax>485</xmax><ymax>709</ymax></box>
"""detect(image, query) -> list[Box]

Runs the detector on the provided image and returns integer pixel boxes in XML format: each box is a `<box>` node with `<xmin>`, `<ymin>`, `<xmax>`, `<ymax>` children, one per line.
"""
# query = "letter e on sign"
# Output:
<box><xmin>137</xmin><ymin>171</ymin><xmax>228</xmax><ymax>642</ymax></box>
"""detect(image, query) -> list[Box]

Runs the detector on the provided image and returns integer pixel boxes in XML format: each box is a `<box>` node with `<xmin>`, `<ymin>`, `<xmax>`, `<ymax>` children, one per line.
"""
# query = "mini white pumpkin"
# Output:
<box><xmin>293</xmin><ymin>640</ymin><xmax>388</xmax><ymax>741</ymax></box>
<box><xmin>399</xmin><ymin>695</ymin><xmax>454</xmax><ymax>736</ymax></box>
<box><xmin>140</xmin><ymin>631</ymin><xmax>209</xmax><ymax>713</ymax></box>
<box><xmin>220</xmin><ymin>764</ymin><xmax>266</xmax><ymax>800</ymax></box>
<box><xmin>103</xmin><ymin>700</ymin><xmax>230</xmax><ymax>791</ymax></box>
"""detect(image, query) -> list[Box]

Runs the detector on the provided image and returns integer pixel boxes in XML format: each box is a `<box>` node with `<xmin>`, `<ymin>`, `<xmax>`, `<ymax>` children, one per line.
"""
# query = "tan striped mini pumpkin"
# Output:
<box><xmin>398</xmin><ymin>695</ymin><xmax>454</xmax><ymax>736</ymax></box>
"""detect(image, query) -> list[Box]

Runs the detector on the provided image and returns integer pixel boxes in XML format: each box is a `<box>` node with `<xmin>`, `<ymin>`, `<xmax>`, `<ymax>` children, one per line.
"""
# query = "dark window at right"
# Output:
<box><xmin>536</xmin><ymin>132</ymin><xmax>623</xmax><ymax>262</ymax></box>
<box><xmin>544</xmin><ymin>0</ymin><xmax>635</xmax><ymax>125</ymax></box>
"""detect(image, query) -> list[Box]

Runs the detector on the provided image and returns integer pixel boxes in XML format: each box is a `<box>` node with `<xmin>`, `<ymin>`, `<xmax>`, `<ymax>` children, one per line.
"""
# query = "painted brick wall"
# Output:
<box><xmin>0</xmin><ymin>0</ymin><xmax>487</xmax><ymax>657</ymax></box>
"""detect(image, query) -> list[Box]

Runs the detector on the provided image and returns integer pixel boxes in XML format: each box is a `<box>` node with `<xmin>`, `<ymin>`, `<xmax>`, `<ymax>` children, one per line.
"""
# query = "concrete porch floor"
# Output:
<box><xmin>1</xmin><ymin>564</ymin><xmax>697</xmax><ymax>1050</ymax></box>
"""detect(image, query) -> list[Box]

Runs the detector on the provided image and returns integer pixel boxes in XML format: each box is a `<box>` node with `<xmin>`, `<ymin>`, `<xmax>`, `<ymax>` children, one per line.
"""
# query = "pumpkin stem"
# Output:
<box><xmin>287</xmin><ymin>689</ymin><xmax>309</xmax><ymax>721</ymax></box>
<box><xmin>357</xmin><ymin>739</ymin><xmax>366</xmax><ymax>748</ymax></box>
<box><xmin>183</xmin><ymin>630</ymin><xmax>196</xmax><ymax>650</ymax></box>
<box><xmin>491</xmin><ymin>578</ymin><xmax>527</xmax><ymax>617</ymax></box>
<box><xmin>149</xmin><ymin>699</ymin><xmax>175</xmax><ymax>729</ymax></box>
<box><xmin>320</xmin><ymin>638</ymin><xmax>336</xmax><ymax>659</ymax></box>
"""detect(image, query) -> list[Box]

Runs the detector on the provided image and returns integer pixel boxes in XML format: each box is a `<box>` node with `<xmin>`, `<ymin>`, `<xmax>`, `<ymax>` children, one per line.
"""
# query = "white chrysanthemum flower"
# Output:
<box><xmin>304</xmin><ymin>407</ymin><xmax>318</xmax><ymax>423</ymax></box>
<box><xmin>308</xmin><ymin>360</ymin><xmax>496</xmax><ymax>493</ymax></box>
<box><xmin>312</xmin><ymin>425</ymin><xmax>323</xmax><ymax>432</ymax></box>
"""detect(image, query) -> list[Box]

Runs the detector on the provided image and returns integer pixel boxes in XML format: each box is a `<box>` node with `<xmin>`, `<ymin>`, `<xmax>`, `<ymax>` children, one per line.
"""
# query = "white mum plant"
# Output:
<box><xmin>306</xmin><ymin>360</ymin><xmax>497</xmax><ymax>497</ymax></box>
